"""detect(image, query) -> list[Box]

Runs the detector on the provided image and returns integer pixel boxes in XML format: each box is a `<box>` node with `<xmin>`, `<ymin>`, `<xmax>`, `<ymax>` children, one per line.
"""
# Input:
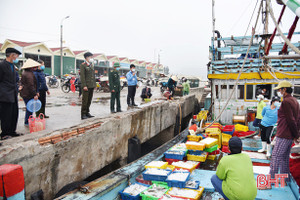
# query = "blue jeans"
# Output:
<box><xmin>211</xmin><ymin>174</ymin><xmax>229</xmax><ymax>200</ymax></box>
<box><xmin>23</xmin><ymin>98</ymin><xmax>32</xmax><ymax>125</ymax></box>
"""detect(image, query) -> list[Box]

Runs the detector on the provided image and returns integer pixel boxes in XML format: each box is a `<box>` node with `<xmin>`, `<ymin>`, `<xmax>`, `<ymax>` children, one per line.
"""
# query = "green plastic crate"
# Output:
<box><xmin>204</xmin><ymin>145</ymin><xmax>218</xmax><ymax>153</ymax></box>
<box><xmin>140</xmin><ymin>184</ymin><xmax>170</xmax><ymax>200</ymax></box>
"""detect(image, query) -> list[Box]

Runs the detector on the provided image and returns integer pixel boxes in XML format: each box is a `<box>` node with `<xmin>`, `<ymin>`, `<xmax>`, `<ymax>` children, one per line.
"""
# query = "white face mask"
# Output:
<box><xmin>274</xmin><ymin>102</ymin><xmax>280</xmax><ymax>107</ymax></box>
<box><xmin>277</xmin><ymin>91</ymin><xmax>283</xmax><ymax>97</ymax></box>
<box><xmin>257</xmin><ymin>98</ymin><xmax>261</xmax><ymax>101</ymax></box>
<box><xmin>132</xmin><ymin>68</ymin><xmax>135</xmax><ymax>72</ymax></box>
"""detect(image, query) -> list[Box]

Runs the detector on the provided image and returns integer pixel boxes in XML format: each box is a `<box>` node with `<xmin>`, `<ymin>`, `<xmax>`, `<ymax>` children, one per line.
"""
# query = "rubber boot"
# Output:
<box><xmin>266</xmin><ymin>144</ymin><xmax>272</xmax><ymax>157</ymax></box>
<box><xmin>42</xmin><ymin>107</ymin><xmax>49</xmax><ymax>118</ymax></box>
<box><xmin>258</xmin><ymin>142</ymin><xmax>267</xmax><ymax>153</ymax></box>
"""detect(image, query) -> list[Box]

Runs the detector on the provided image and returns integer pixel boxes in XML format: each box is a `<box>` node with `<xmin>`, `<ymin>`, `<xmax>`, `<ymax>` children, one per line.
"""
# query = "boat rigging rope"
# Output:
<box><xmin>267</xmin><ymin>63</ymin><xmax>300</xmax><ymax>76</ymax></box>
<box><xmin>268</xmin><ymin>0</ymin><xmax>300</xmax><ymax>55</ymax></box>
<box><xmin>197</xmin><ymin>2</ymin><xmax>263</xmax><ymax>133</ymax></box>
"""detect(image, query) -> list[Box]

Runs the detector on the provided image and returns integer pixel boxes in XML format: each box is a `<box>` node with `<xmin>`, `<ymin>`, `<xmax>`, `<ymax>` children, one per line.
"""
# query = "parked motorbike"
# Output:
<box><xmin>61</xmin><ymin>76</ymin><xmax>80</xmax><ymax>93</ymax></box>
<box><xmin>47</xmin><ymin>75</ymin><xmax>59</xmax><ymax>88</ymax></box>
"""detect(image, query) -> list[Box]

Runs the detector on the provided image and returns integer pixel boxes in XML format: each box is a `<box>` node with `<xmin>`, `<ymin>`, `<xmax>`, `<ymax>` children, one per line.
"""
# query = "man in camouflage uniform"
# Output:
<box><xmin>109</xmin><ymin>62</ymin><xmax>122</xmax><ymax>113</ymax></box>
<box><xmin>80</xmin><ymin>52</ymin><xmax>96</xmax><ymax>119</ymax></box>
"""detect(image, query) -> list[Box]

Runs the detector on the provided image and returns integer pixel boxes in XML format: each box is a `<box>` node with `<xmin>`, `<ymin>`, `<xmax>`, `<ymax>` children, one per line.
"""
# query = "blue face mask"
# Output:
<box><xmin>40</xmin><ymin>65</ymin><xmax>45</xmax><ymax>70</ymax></box>
<box><xmin>116</xmin><ymin>67</ymin><xmax>120</xmax><ymax>71</ymax></box>
<box><xmin>13</xmin><ymin>59</ymin><xmax>19</xmax><ymax>64</ymax></box>
<box><xmin>274</xmin><ymin>102</ymin><xmax>280</xmax><ymax>107</ymax></box>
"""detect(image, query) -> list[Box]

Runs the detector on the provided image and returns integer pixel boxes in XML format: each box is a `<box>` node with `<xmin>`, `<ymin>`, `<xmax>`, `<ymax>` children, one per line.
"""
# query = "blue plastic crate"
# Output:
<box><xmin>188</xmin><ymin>150</ymin><xmax>204</xmax><ymax>156</ymax></box>
<box><xmin>185</xmin><ymin>180</ymin><xmax>200</xmax><ymax>190</ymax></box>
<box><xmin>165</xmin><ymin>171</ymin><xmax>190</xmax><ymax>188</ymax></box>
<box><xmin>119</xmin><ymin>182</ymin><xmax>150</xmax><ymax>200</ymax></box>
<box><xmin>196</xmin><ymin>133</ymin><xmax>207</xmax><ymax>139</ymax></box>
<box><xmin>142</xmin><ymin>169</ymin><xmax>172</xmax><ymax>181</ymax></box>
<box><xmin>164</xmin><ymin>150</ymin><xmax>186</xmax><ymax>160</ymax></box>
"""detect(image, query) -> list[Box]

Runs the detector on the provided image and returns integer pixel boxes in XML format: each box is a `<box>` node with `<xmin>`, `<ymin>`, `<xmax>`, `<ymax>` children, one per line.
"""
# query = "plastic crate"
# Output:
<box><xmin>165</xmin><ymin>158</ymin><xmax>181</xmax><ymax>165</ymax></box>
<box><xmin>119</xmin><ymin>183</ymin><xmax>150</xmax><ymax>200</ymax></box>
<box><xmin>204</xmin><ymin>145</ymin><xmax>218</xmax><ymax>153</ymax></box>
<box><xmin>233</xmin><ymin>130</ymin><xmax>256</xmax><ymax>137</ymax></box>
<box><xmin>187</xmin><ymin>153</ymin><xmax>208</xmax><ymax>162</ymax></box>
<box><xmin>187</xmin><ymin>135</ymin><xmax>202</xmax><ymax>142</ymax></box>
<box><xmin>235</xmin><ymin>124</ymin><xmax>249</xmax><ymax>132</ymax></box>
<box><xmin>151</xmin><ymin>181</ymin><xmax>168</xmax><ymax>186</ymax></box>
<box><xmin>164</xmin><ymin>150</ymin><xmax>187</xmax><ymax>160</ymax></box>
<box><xmin>158</xmin><ymin>195</ymin><xmax>186</xmax><ymax>200</ymax></box>
<box><xmin>188</xmin><ymin>150</ymin><xmax>204</xmax><ymax>156</ymax></box>
<box><xmin>222</xmin><ymin>133</ymin><xmax>232</xmax><ymax>146</ymax></box>
<box><xmin>197</xmin><ymin>110</ymin><xmax>208</xmax><ymax>121</ymax></box>
<box><xmin>222</xmin><ymin>145</ymin><xmax>230</xmax><ymax>153</ymax></box>
<box><xmin>205</xmin><ymin>128</ymin><xmax>221</xmax><ymax>134</ymax></box>
<box><xmin>185</xmin><ymin>141</ymin><xmax>205</xmax><ymax>151</ymax></box>
<box><xmin>199</xmin><ymin>138</ymin><xmax>218</xmax><ymax>148</ymax></box>
<box><xmin>145</xmin><ymin>161</ymin><xmax>168</xmax><ymax>169</ymax></box>
<box><xmin>166</xmin><ymin>165</ymin><xmax>175</xmax><ymax>171</ymax></box>
<box><xmin>136</xmin><ymin>174</ymin><xmax>152</xmax><ymax>185</ymax></box>
<box><xmin>185</xmin><ymin>180</ymin><xmax>200</xmax><ymax>190</ymax></box>
<box><xmin>166</xmin><ymin>187</ymin><xmax>204</xmax><ymax>200</ymax></box>
<box><xmin>140</xmin><ymin>184</ymin><xmax>170</xmax><ymax>200</ymax></box>
<box><xmin>172</xmin><ymin>161</ymin><xmax>200</xmax><ymax>172</ymax></box>
<box><xmin>209</xmin><ymin>150</ymin><xmax>220</xmax><ymax>155</ymax></box>
<box><xmin>142</xmin><ymin>169</ymin><xmax>172</xmax><ymax>181</ymax></box>
<box><xmin>144</xmin><ymin>98</ymin><xmax>151</xmax><ymax>103</ymax></box>
<box><xmin>207</xmin><ymin>133</ymin><xmax>222</xmax><ymax>148</ymax></box>
<box><xmin>222</xmin><ymin>125</ymin><xmax>235</xmax><ymax>135</ymax></box>
<box><xmin>207</xmin><ymin>155</ymin><xmax>216</xmax><ymax>160</ymax></box>
<box><xmin>205</xmin><ymin>123</ymin><xmax>223</xmax><ymax>130</ymax></box>
<box><xmin>165</xmin><ymin>171</ymin><xmax>190</xmax><ymax>188</ymax></box>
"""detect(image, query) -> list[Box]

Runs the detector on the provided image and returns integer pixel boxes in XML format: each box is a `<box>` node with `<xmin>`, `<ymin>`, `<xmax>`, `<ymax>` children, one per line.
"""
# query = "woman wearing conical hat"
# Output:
<box><xmin>19</xmin><ymin>58</ymin><xmax>39</xmax><ymax>126</ymax></box>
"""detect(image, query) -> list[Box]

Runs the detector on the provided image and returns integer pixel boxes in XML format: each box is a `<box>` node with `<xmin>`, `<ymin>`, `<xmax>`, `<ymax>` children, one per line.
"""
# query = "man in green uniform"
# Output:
<box><xmin>109</xmin><ymin>62</ymin><xmax>122</xmax><ymax>113</ymax></box>
<box><xmin>80</xmin><ymin>52</ymin><xmax>96</xmax><ymax>120</ymax></box>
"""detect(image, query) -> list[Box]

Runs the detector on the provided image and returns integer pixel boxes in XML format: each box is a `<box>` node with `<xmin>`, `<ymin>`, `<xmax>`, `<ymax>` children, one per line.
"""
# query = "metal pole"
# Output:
<box><xmin>212</xmin><ymin>0</ymin><xmax>216</xmax><ymax>61</ymax></box>
<box><xmin>60</xmin><ymin>16</ymin><xmax>70</xmax><ymax>77</ymax></box>
<box><xmin>264</xmin><ymin>0</ymin><xmax>269</xmax><ymax>53</ymax></box>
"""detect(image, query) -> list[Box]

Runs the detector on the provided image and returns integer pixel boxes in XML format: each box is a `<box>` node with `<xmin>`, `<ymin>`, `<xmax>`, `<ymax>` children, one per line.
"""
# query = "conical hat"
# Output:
<box><xmin>171</xmin><ymin>75</ymin><xmax>178</xmax><ymax>82</ymax></box>
<box><xmin>21</xmin><ymin>58</ymin><xmax>41</xmax><ymax>69</ymax></box>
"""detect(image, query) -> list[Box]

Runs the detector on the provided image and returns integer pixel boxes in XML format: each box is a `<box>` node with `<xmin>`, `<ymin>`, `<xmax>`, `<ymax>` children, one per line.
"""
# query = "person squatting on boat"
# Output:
<box><xmin>253</xmin><ymin>95</ymin><xmax>266</xmax><ymax>139</ymax></box>
<box><xmin>270</xmin><ymin>81</ymin><xmax>300</xmax><ymax>180</ymax></box>
<box><xmin>211</xmin><ymin>137</ymin><xmax>257</xmax><ymax>200</ymax></box>
<box><xmin>258</xmin><ymin>96</ymin><xmax>280</xmax><ymax>157</ymax></box>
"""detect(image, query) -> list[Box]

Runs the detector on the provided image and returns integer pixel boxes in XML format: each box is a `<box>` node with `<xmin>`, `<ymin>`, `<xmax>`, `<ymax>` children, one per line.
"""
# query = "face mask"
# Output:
<box><xmin>132</xmin><ymin>69</ymin><xmax>135</xmax><ymax>72</ymax></box>
<box><xmin>116</xmin><ymin>67</ymin><xmax>120</xmax><ymax>71</ymax></box>
<box><xmin>40</xmin><ymin>65</ymin><xmax>45</xmax><ymax>70</ymax></box>
<box><xmin>277</xmin><ymin>91</ymin><xmax>283</xmax><ymax>97</ymax></box>
<box><xmin>89</xmin><ymin>58</ymin><xmax>94</xmax><ymax>63</ymax></box>
<box><xmin>257</xmin><ymin>98</ymin><xmax>261</xmax><ymax>101</ymax></box>
<box><xmin>274</xmin><ymin>102</ymin><xmax>280</xmax><ymax>107</ymax></box>
<box><xmin>13</xmin><ymin>59</ymin><xmax>19</xmax><ymax>64</ymax></box>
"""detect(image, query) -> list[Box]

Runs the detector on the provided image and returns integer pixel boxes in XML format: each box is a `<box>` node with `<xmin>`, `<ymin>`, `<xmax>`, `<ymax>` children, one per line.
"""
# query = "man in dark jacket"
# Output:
<box><xmin>80</xmin><ymin>52</ymin><xmax>96</xmax><ymax>120</ymax></box>
<box><xmin>0</xmin><ymin>48</ymin><xmax>22</xmax><ymax>140</ymax></box>
<box><xmin>34</xmin><ymin>60</ymin><xmax>50</xmax><ymax>118</ymax></box>
<box><xmin>141</xmin><ymin>85</ymin><xmax>152</xmax><ymax>101</ymax></box>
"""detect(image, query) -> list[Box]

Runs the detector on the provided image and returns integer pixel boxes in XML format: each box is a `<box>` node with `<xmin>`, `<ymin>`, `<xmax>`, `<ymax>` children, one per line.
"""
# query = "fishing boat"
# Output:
<box><xmin>55</xmin><ymin>0</ymin><xmax>300</xmax><ymax>199</ymax></box>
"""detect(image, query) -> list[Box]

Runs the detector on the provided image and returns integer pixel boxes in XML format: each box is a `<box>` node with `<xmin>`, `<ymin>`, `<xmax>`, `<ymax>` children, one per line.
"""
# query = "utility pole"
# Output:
<box><xmin>60</xmin><ymin>16</ymin><xmax>70</xmax><ymax>77</ymax></box>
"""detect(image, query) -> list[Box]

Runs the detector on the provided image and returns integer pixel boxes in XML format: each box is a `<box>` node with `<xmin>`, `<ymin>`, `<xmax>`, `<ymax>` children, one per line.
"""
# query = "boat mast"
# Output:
<box><xmin>263</xmin><ymin>0</ymin><xmax>269</xmax><ymax>53</ymax></box>
<box><xmin>212</xmin><ymin>0</ymin><xmax>216</xmax><ymax>61</ymax></box>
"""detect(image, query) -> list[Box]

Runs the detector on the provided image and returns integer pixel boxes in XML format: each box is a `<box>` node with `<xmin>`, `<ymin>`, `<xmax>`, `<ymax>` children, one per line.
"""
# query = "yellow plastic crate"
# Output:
<box><xmin>222</xmin><ymin>133</ymin><xmax>232</xmax><ymax>146</ymax></box>
<box><xmin>185</xmin><ymin>141</ymin><xmax>205</xmax><ymax>151</ymax></box>
<box><xmin>166</xmin><ymin>165</ymin><xmax>175</xmax><ymax>171</ymax></box>
<box><xmin>207</xmin><ymin>133</ymin><xmax>222</xmax><ymax>148</ymax></box>
<box><xmin>205</xmin><ymin>128</ymin><xmax>221</xmax><ymax>134</ymax></box>
<box><xmin>207</xmin><ymin>155</ymin><xmax>216</xmax><ymax>160</ymax></box>
<box><xmin>197</xmin><ymin>110</ymin><xmax>208</xmax><ymax>121</ymax></box>
<box><xmin>187</xmin><ymin>135</ymin><xmax>202</xmax><ymax>142</ymax></box>
<box><xmin>235</xmin><ymin>124</ymin><xmax>249</xmax><ymax>132</ymax></box>
<box><xmin>144</xmin><ymin>98</ymin><xmax>151</xmax><ymax>103</ymax></box>
<box><xmin>187</xmin><ymin>153</ymin><xmax>208</xmax><ymax>162</ymax></box>
<box><xmin>145</xmin><ymin>161</ymin><xmax>168</xmax><ymax>169</ymax></box>
<box><xmin>200</xmin><ymin>137</ymin><xmax>218</xmax><ymax>148</ymax></box>
<box><xmin>172</xmin><ymin>161</ymin><xmax>199</xmax><ymax>172</ymax></box>
<box><xmin>166</xmin><ymin>187</ymin><xmax>204</xmax><ymax>200</ymax></box>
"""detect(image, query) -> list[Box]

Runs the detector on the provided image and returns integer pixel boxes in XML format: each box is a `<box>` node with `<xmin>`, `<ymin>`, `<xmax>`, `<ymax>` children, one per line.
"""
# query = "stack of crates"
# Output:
<box><xmin>221</xmin><ymin>125</ymin><xmax>235</xmax><ymax>153</ymax></box>
<box><xmin>205</xmin><ymin>124</ymin><xmax>222</xmax><ymax>148</ymax></box>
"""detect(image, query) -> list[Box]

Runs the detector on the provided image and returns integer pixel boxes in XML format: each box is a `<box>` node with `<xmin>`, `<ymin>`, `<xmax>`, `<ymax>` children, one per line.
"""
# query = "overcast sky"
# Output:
<box><xmin>0</xmin><ymin>0</ymin><xmax>297</xmax><ymax>79</ymax></box>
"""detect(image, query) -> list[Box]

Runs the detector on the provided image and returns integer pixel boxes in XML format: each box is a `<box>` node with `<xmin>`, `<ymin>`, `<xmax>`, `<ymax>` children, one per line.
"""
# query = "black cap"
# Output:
<box><xmin>130</xmin><ymin>64</ymin><xmax>135</xmax><ymax>68</ymax></box>
<box><xmin>5</xmin><ymin>48</ymin><xmax>21</xmax><ymax>55</ymax></box>
<box><xmin>229</xmin><ymin>136</ymin><xmax>242</xmax><ymax>154</ymax></box>
<box><xmin>84</xmin><ymin>52</ymin><xmax>93</xmax><ymax>58</ymax></box>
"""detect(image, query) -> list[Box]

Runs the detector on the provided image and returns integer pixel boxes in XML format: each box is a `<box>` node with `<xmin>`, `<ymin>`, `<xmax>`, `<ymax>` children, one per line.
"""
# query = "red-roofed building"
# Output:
<box><xmin>50</xmin><ymin>47</ymin><xmax>76</xmax><ymax>75</ymax></box>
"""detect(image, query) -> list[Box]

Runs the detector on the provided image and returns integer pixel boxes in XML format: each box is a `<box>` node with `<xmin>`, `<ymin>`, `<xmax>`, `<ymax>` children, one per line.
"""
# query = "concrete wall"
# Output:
<box><xmin>0</xmin><ymin>90</ymin><xmax>202</xmax><ymax>200</ymax></box>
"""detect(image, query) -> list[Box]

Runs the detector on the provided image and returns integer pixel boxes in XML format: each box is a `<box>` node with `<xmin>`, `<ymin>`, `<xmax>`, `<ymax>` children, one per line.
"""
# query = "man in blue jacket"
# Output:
<box><xmin>126</xmin><ymin>64</ymin><xmax>138</xmax><ymax>107</ymax></box>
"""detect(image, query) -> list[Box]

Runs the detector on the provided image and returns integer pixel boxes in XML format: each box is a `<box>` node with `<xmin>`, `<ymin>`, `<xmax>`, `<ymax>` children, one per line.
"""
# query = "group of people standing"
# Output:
<box><xmin>253</xmin><ymin>81</ymin><xmax>300</xmax><ymax>180</ymax></box>
<box><xmin>0</xmin><ymin>48</ymin><xmax>50</xmax><ymax>140</ymax></box>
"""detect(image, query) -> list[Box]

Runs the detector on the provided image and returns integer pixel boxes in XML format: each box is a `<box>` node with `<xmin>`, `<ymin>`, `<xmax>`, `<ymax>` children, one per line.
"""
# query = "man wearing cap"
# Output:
<box><xmin>109</xmin><ymin>63</ymin><xmax>121</xmax><ymax>113</ymax></box>
<box><xmin>80</xmin><ymin>52</ymin><xmax>96</xmax><ymax>120</ymax></box>
<box><xmin>211</xmin><ymin>137</ymin><xmax>257</xmax><ymax>200</ymax></box>
<box><xmin>270</xmin><ymin>81</ymin><xmax>300</xmax><ymax>179</ymax></box>
<box><xmin>0</xmin><ymin>48</ymin><xmax>22</xmax><ymax>139</ymax></box>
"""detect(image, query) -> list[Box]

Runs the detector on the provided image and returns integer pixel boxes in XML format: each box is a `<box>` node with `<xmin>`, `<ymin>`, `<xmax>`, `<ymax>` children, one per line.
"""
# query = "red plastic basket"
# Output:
<box><xmin>165</xmin><ymin>158</ymin><xmax>183</xmax><ymax>165</ymax></box>
<box><xmin>135</xmin><ymin>174</ymin><xmax>152</xmax><ymax>185</ymax></box>
<box><xmin>221</xmin><ymin>145</ymin><xmax>230</xmax><ymax>153</ymax></box>
<box><xmin>29</xmin><ymin>113</ymin><xmax>46</xmax><ymax>133</ymax></box>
